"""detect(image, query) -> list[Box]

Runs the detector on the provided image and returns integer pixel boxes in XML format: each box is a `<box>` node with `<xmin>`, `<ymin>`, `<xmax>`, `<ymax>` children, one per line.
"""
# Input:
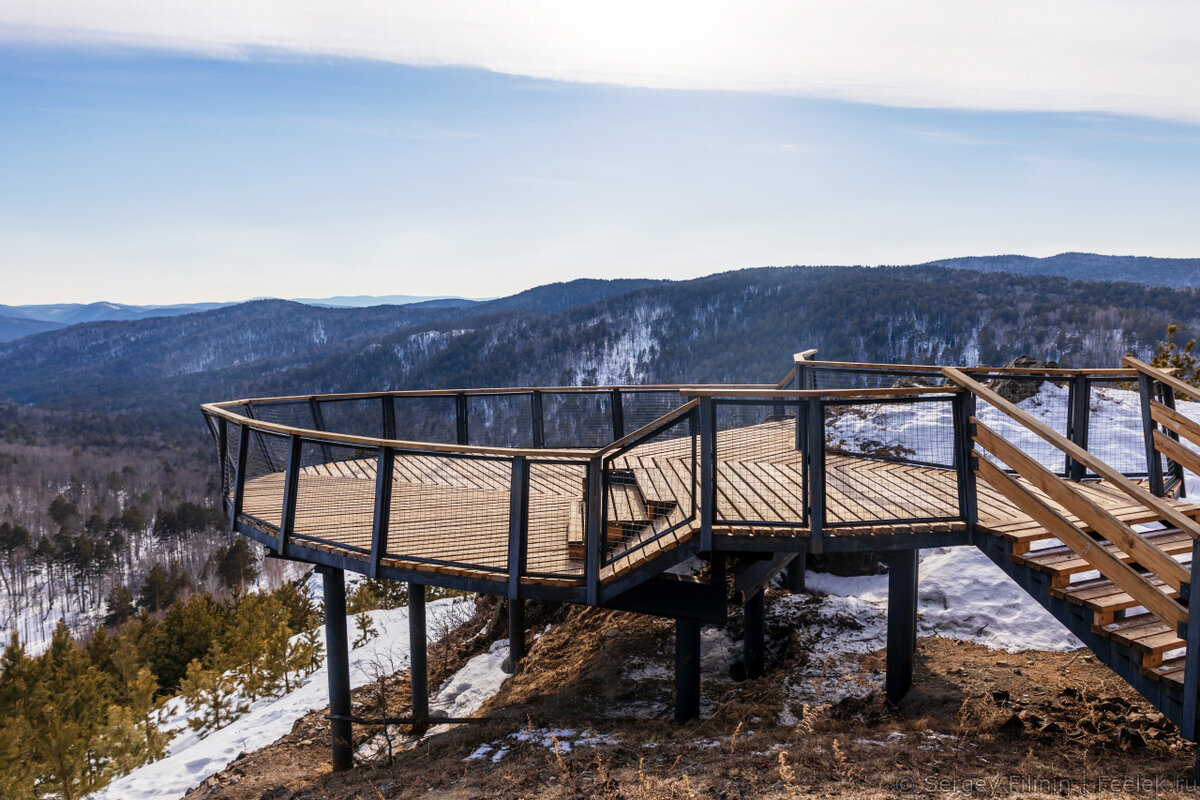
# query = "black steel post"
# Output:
<box><xmin>1138</xmin><ymin>373</ymin><xmax>1166</xmax><ymax>496</ymax></box>
<box><xmin>1163</xmin><ymin>385</ymin><xmax>1187</xmax><ymax>496</ymax></box>
<box><xmin>674</xmin><ymin>618</ymin><xmax>701</xmax><ymax>722</ymax></box>
<box><xmin>278</xmin><ymin>434</ymin><xmax>303</xmax><ymax>555</ymax></box>
<box><xmin>507</xmin><ymin>456</ymin><xmax>530</xmax><ymax>668</ymax></box>
<box><xmin>952</xmin><ymin>391</ymin><xmax>979</xmax><ymax>529</ymax></box>
<box><xmin>1182</xmin><ymin>540</ymin><xmax>1200</xmax><ymax>745</ymax></box>
<box><xmin>507</xmin><ymin>598</ymin><xmax>526</xmax><ymax>672</ymax></box>
<box><xmin>231</xmin><ymin>424</ymin><xmax>249</xmax><ymax>529</ymax></box>
<box><xmin>530</xmin><ymin>391</ymin><xmax>545</xmax><ymax>449</ymax></box>
<box><xmin>806</xmin><ymin>399</ymin><xmax>826</xmax><ymax>553</ymax></box>
<box><xmin>381</xmin><ymin>395</ymin><xmax>396</xmax><ymax>440</ymax></box>
<box><xmin>369</xmin><ymin>446</ymin><xmax>394</xmax><ymax>579</ymax></box>
<box><xmin>1067</xmin><ymin>376</ymin><xmax>1090</xmax><ymax>480</ymax></box>
<box><xmin>408</xmin><ymin>582</ymin><xmax>428</xmax><ymax>736</ymax></box>
<box><xmin>309</xmin><ymin>398</ymin><xmax>334</xmax><ymax>463</ymax></box>
<box><xmin>610</xmin><ymin>388</ymin><xmax>625</xmax><ymax>441</ymax></box>
<box><xmin>216</xmin><ymin>416</ymin><xmax>228</xmax><ymax>496</ymax></box>
<box><xmin>784</xmin><ymin>551</ymin><xmax>806</xmax><ymax>593</ymax></box>
<box><xmin>885</xmin><ymin>549</ymin><xmax>919</xmax><ymax>704</ymax></box>
<box><xmin>321</xmin><ymin>566</ymin><xmax>353</xmax><ymax>770</ymax></box>
<box><xmin>699</xmin><ymin>397</ymin><xmax>716</xmax><ymax>552</ymax></box>
<box><xmin>584</xmin><ymin>457</ymin><xmax>603</xmax><ymax>605</ymax></box>
<box><xmin>455</xmin><ymin>392</ymin><xmax>469</xmax><ymax>446</ymax></box>
<box><xmin>743</xmin><ymin>590</ymin><xmax>765</xmax><ymax>679</ymax></box>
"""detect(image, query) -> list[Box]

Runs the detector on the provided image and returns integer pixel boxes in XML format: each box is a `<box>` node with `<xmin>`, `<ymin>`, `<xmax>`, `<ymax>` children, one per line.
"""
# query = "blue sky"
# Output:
<box><xmin>2</xmin><ymin>2</ymin><xmax>1199</xmax><ymax>304</ymax></box>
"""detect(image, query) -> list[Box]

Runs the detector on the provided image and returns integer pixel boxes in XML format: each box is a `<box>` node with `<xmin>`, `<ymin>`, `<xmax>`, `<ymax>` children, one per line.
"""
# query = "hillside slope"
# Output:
<box><xmin>929</xmin><ymin>252</ymin><xmax>1200</xmax><ymax>288</ymax></box>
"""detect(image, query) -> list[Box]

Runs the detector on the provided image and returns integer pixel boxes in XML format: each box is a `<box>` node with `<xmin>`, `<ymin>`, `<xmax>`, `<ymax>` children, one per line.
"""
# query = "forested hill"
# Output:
<box><xmin>928</xmin><ymin>252</ymin><xmax>1200</xmax><ymax>288</ymax></box>
<box><xmin>0</xmin><ymin>266</ymin><xmax>1198</xmax><ymax>429</ymax></box>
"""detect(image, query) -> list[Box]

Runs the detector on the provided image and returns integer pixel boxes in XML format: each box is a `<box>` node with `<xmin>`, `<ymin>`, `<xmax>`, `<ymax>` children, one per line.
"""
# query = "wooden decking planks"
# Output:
<box><xmin>243</xmin><ymin>421</ymin><xmax>1191</xmax><ymax>590</ymax></box>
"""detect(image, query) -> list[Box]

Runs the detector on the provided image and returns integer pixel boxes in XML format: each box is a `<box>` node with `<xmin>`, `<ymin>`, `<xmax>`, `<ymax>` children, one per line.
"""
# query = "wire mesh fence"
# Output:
<box><xmin>316</xmin><ymin>397</ymin><xmax>386</xmax><ymax>440</ymax></box>
<box><xmin>392</xmin><ymin>395</ymin><xmax>458</xmax><ymax>444</ymax></box>
<box><xmin>602</xmin><ymin>406</ymin><xmax>698</xmax><ymax>569</ymax></box>
<box><xmin>291</xmin><ymin>440</ymin><xmax>376</xmax><ymax>552</ymax></box>
<box><xmin>1085</xmin><ymin>378</ymin><xmax>1151</xmax><ymax>476</ymax></box>
<box><xmin>467</xmin><ymin>394</ymin><xmax>535</xmax><ymax>448</ymax></box>
<box><xmin>713</xmin><ymin>399</ymin><xmax>804</xmax><ymax>527</ymax></box>
<box><xmin>972</xmin><ymin>373</ymin><xmax>1070</xmax><ymax>475</ymax></box>
<box><xmin>541</xmin><ymin>391</ymin><xmax>615</xmax><ymax>449</ymax></box>
<box><xmin>822</xmin><ymin>395</ymin><xmax>961</xmax><ymax>527</ymax></box>
<box><xmin>525</xmin><ymin>459</ymin><xmax>588</xmax><ymax>579</ymax></box>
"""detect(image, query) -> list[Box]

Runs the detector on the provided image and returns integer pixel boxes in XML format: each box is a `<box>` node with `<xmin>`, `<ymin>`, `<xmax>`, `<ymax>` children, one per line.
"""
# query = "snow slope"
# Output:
<box><xmin>90</xmin><ymin>599</ymin><xmax>472</xmax><ymax>800</ymax></box>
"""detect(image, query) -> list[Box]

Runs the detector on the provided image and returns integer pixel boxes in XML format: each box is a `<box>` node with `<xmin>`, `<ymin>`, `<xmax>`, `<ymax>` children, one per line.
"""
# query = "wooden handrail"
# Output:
<box><xmin>201</xmin><ymin>404</ymin><xmax>595</xmax><ymax>459</ymax></box>
<box><xmin>804</xmin><ymin>358</ymin><xmax>1136</xmax><ymax>377</ymax></box>
<box><xmin>973</xmin><ymin>421</ymin><xmax>1189</xmax><ymax>590</ymax></box>
<box><xmin>1151</xmin><ymin>401</ymin><xmax>1200</xmax><ymax>449</ymax></box>
<box><xmin>598</xmin><ymin>399</ymin><xmax>700</xmax><ymax>456</ymax></box>
<box><xmin>1124</xmin><ymin>356</ymin><xmax>1197</xmax><ymax>401</ymax></box>
<box><xmin>206</xmin><ymin>383</ymin><xmax>772</xmax><ymax>408</ymax></box>
<box><xmin>943</xmin><ymin>366</ymin><xmax>1200</xmax><ymax>543</ymax></box>
<box><xmin>975</xmin><ymin>455</ymin><xmax>1186</xmax><ymax>628</ymax></box>
<box><xmin>680</xmin><ymin>386</ymin><xmax>960</xmax><ymax>398</ymax></box>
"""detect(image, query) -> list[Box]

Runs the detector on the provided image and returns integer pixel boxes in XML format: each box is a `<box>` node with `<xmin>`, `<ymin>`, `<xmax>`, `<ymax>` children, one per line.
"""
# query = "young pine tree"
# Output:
<box><xmin>178</xmin><ymin>645</ymin><xmax>246</xmax><ymax>734</ymax></box>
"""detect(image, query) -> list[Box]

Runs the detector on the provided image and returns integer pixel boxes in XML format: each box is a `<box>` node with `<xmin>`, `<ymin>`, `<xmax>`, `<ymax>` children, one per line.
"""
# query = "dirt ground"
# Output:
<box><xmin>184</xmin><ymin>591</ymin><xmax>1200</xmax><ymax>799</ymax></box>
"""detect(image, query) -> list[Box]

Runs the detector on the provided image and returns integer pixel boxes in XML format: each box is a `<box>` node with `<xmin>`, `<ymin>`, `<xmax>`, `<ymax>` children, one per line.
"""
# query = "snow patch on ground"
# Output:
<box><xmin>466</xmin><ymin>727</ymin><xmax>620</xmax><ymax>763</ymax></box>
<box><xmin>90</xmin><ymin>599</ymin><xmax>472</xmax><ymax>800</ymax></box>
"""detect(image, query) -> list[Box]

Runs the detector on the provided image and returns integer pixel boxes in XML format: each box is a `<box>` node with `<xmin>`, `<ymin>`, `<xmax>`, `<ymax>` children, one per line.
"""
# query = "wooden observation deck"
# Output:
<box><xmin>202</xmin><ymin>353</ymin><xmax>1200</xmax><ymax>774</ymax></box>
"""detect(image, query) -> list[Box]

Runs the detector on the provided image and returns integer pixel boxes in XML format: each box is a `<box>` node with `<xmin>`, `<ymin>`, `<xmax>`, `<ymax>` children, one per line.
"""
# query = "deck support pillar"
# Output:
<box><xmin>506</xmin><ymin>599</ymin><xmax>526</xmax><ymax>672</ymax></box>
<box><xmin>674</xmin><ymin>619</ymin><xmax>701</xmax><ymax>722</ymax></box>
<box><xmin>320</xmin><ymin>566</ymin><xmax>353</xmax><ymax>771</ymax></box>
<box><xmin>784</xmin><ymin>552</ymin><xmax>806</xmax><ymax>593</ymax></box>
<box><xmin>885</xmin><ymin>549</ymin><xmax>919</xmax><ymax>704</ymax></box>
<box><xmin>409</xmin><ymin>582</ymin><xmax>428</xmax><ymax>735</ymax></box>
<box><xmin>743</xmin><ymin>590</ymin><xmax>765</xmax><ymax>679</ymax></box>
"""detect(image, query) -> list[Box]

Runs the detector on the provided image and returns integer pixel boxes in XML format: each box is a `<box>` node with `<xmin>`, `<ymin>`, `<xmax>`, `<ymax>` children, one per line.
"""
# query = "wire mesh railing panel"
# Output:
<box><xmin>392</xmin><ymin>395</ymin><xmax>457</xmax><ymax>444</ymax></box>
<box><xmin>525</xmin><ymin>459</ymin><xmax>587</xmax><ymax>579</ymax></box>
<box><xmin>973</xmin><ymin>375</ymin><xmax>1069</xmax><ymax>475</ymax></box>
<box><xmin>713</xmin><ymin>399</ymin><xmax>804</xmax><ymax>526</ymax></box>
<box><xmin>467</xmin><ymin>394</ymin><xmax>535</xmax><ymax>449</ymax></box>
<box><xmin>290</xmin><ymin>440</ymin><xmax>376</xmax><ymax>553</ymax></box>
<box><xmin>317</xmin><ymin>397</ymin><xmax>386</xmax><ymax>439</ymax></box>
<box><xmin>603</xmin><ymin>410</ymin><xmax>698</xmax><ymax>568</ymax></box>
<box><xmin>239</xmin><ymin>430</ymin><xmax>290</xmax><ymax>530</ymax></box>
<box><xmin>804</xmin><ymin>366</ymin><xmax>945</xmax><ymax>391</ymax></box>
<box><xmin>823</xmin><ymin>397</ymin><xmax>960</xmax><ymax>526</ymax></box>
<box><xmin>541</xmin><ymin>391</ymin><xmax>614</xmax><ymax>449</ymax></box>
<box><xmin>1085</xmin><ymin>380</ymin><xmax>1150</xmax><ymax>476</ymax></box>
<box><xmin>621</xmin><ymin>391</ymin><xmax>687</xmax><ymax>436</ymax></box>
<box><xmin>385</xmin><ymin>452</ymin><xmax>512</xmax><ymax>574</ymax></box>
<box><xmin>246</xmin><ymin>399</ymin><xmax>316</xmax><ymax>431</ymax></box>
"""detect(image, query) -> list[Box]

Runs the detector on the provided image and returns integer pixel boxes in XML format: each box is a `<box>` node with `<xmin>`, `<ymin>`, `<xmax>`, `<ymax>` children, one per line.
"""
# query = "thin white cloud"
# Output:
<box><xmin>2</xmin><ymin>1</ymin><xmax>1199</xmax><ymax>124</ymax></box>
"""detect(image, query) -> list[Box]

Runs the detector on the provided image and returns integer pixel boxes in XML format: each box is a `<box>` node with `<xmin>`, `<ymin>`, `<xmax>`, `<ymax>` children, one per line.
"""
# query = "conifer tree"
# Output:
<box><xmin>179</xmin><ymin>645</ymin><xmax>245</xmax><ymax>733</ymax></box>
<box><xmin>353</xmin><ymin>611</ymin><xmax>379</xmax><ymax>648</ymax></box>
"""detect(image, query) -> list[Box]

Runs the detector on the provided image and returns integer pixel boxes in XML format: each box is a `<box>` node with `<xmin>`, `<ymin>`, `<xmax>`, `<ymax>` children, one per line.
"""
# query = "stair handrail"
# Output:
<box><xmin>1125</xmin><ymin>356</ymin><xmax>1199</xmax><ymax>403</ymax></box>
<box><xmin>1124</xmin><ymin>356</ymin><xmax>1200</xmax><ymax>494</ymax></box>
<box><xmin>942</xmin><ymin>367</ymin><xmax>1200</xmax><ymax>543</ymax></box>
<box><xmin>776</xmin><ymin>347</ymin><xmax>818</xmax><ymax>390</ymax></box>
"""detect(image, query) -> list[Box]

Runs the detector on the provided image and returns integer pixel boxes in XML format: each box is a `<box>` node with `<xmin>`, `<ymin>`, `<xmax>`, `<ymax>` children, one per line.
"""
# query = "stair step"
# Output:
<box><xmin>1143</xmin><ymin>655</ymin><xmax>1187</xmax><ymax>686</ymax></box>
<box><xmin>992</xmin><ymin>502</ymin><xmax>1200</xmax><ymax>555</ymax></box>
<box><xmin>1053</xmin><ymin>574</ymin><xmax>1179</xmax><ymax>624</ymax></box>
<box><xmin>607</xmin><ymin>479</ymin><xmax>650</xmax><ymax>523</ymax></box>
<box><xmin>1013</xmin><ymin>528</ymin><xmax>1190</xmax><ymax>581</ymax></box>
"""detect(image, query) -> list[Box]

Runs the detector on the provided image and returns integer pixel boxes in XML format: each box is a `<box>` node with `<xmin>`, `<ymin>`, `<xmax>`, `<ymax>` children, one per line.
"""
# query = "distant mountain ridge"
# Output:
<box><xmin>926</xmin><ymin>252</ymin><xmax>1200</xmax><ymax>288</ymax></box>
<box><xmin>1</xmin><ymin>268</ymin><xmax>1197</xmax><ymax>432</ymax></box>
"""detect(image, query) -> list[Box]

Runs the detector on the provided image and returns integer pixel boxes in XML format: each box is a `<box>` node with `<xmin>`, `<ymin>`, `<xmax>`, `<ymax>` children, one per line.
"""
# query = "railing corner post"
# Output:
<box><xmin>699</xmin><ymin>396</ymin><xmax>716</xmax><ymax>552</ymax></box>
<box><xmin>584</xmin><ymin>457</ymin><xmax>603</xmax><ymax>605</ymax></box>
<box><xmin>231</xmin><ymin>423</ymin><xmax>249</xmax><ymax>530</ymax></box>
<box><xmin>1067</xmin><ymin>375</ymin><xmax>1090</xmax><ymax>481</ymax></box>
<box><xmin>1137</xmin><ymin>372</ymin><xmax>1166</xmax><ymax>496</ymax></box>
<box><xmin>507</xmin><ymin>456</ymin><xmax>530</xmax><ymax>600</ymax></box>
<box><xmin>953</xmin><ymin>390</ymin><xmax>979</xmax><ymax>529</ymax></box>
<box><xmin>530</xmin><ymin>391</ymin><xmax>545</xmax><ymax>449</ymax></box>
<box><xmin>805</xmin><ymin>397</ymin><xmax>825</xmax><ymax>553</ymax></box>
<box><xmin>278</xmin><ymin>434</ymin><xmax>303</xmax><ymax>555</ymax></box>
<box><xmin>610</xmin><ymin>388</ymin><xmax>625</xmax><ymax>441</ymax></box>
<box><xmin>1180</xmin><ymin>540</ymin><xmax>1200</xmax><ymax>740</ymax></box>
<box><xmin>455</xmin><ymin>392</ymin><xmax>469</xmax><ymax>446</ymax></box>
<box><xmin>370</xmin><ymin>445</ymin><xmax>395</xmax><ymax>580</ymax></box>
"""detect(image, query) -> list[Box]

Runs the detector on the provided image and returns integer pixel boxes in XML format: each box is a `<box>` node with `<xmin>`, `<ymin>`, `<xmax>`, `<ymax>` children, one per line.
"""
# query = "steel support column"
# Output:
<box><xmin>784</xmin><ymin>551</ymin><xmax>806</xmax><ymax>593</ymax></box>
<box><xmin>743</xmin><ymin>590</ymin><xmax>765</xmax><ymax>679</ymax></box>
<box><xmin>507</xmin><ymin>599</ymin><xmax>526</xmax><ymax>672</ymax></box>
<box><xmin>321</xmin><ymin>566</ymin><xmax>353</xmax><ymax>770</ymax></box>
<box><xmin>674</xmin><ymin>619</ymin><xmax>701</xmax><ymax>722</ymax></box>
<box><xmin>885</xmin><ymin>549</ymin><xmax>919</xmax><ymax>704</ymax></box>
<box><xmin>409</xmin><ymin>582</ymin><xmax>428</xmax><ymax>735</ymax></box>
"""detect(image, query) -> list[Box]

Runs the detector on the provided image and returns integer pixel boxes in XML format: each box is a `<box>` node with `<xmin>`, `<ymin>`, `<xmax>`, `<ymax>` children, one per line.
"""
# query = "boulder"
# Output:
<box><xmin>987</xmin><ymin>355</ymin><xmax>1061</xmax><ymax>404</ymax></box>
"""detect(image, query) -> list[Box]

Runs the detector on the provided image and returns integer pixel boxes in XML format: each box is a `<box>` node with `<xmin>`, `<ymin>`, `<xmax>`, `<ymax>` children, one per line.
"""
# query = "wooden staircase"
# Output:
<box><xmin>944</xmin><ymin>364</ymin><xmax>1200</xmax><ymax>739</ymax></box>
